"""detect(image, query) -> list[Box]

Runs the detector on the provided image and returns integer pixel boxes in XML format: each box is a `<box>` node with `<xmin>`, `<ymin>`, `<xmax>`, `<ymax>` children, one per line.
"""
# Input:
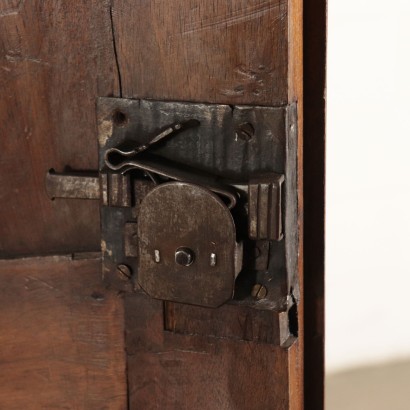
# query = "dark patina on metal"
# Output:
<box><xmin>137</xmin><ymin>182</ymin><xmax>242</xmax><ymax>308</ymax></box>
<box><xmin>46</xmin><ymin>98</ymin><xmax>298</xmax><ymax>315</ymax></box>
<box><xmin>96</xmin><ymin>97</ymin><xmax>299</xmax><ymax>313</ymax></box>
<box><xmin>45</xmin><ymin>97</ymin><xmax>299</xmax><ymax>345</ymax></box>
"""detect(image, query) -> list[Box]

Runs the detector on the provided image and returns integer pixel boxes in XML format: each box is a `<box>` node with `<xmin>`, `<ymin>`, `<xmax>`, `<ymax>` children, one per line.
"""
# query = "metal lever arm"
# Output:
<box><xmin>104</xmin><ymin>120</ymin><xmax>238</xmax><ymax>209</ymax></box>
<box><xmin>105</xmin><ymin>119</ymin><xmax>200</xmax><ymax>170</ymax></box>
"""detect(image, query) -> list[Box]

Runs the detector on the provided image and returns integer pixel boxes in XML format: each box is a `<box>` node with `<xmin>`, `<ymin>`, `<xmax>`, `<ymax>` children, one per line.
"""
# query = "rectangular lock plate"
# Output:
<box><xmin>45</xmin><ymin>97</ymin><xmax>299</xmax><ymax>346</ymax></box>
<box><xmin>97</xmin><ymin>97</ymin><xmax>299</xmax><ymax>315</ymax></box>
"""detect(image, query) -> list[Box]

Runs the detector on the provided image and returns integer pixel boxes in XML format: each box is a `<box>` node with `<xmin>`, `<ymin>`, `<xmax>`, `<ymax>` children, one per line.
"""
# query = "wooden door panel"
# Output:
<box><xmin>0</xmin><ymin>1</ymin><xmax>117</xmax><ymax>256</ymax></box>
<box><xmin>126</xmin><ymin>294</ymin><xmax>293</xmax><ymax>410</ymax></box>
<box><xmin>0</xmin><ymin>256</ymin><xmax>126</xmax><ymax>409</ymax></box>
<box><xmin>112</xmin><ymin>0</ymin><xmax>289</xmax><ymax>105</ymax></box>
<box><xmin>0</xmin><ymin>0</ymin><xmax>326</xmax><ymax>408</ymax></box>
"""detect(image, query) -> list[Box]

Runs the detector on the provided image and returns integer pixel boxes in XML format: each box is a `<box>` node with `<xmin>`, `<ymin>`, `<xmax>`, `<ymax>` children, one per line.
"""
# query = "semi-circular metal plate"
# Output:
<box><xmin>137</xmin><ymin>182</ymin><xmax>238</xmax><ymax>307</ymax></box>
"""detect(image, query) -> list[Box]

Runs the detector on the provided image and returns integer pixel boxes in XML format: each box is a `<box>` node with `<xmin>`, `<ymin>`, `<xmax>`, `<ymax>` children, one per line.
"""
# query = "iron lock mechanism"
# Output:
<box><xmin>137</xmin><ymin>182</ymin><xmax>242</xmax><ymax>307</ymax></box>
<box><xmin>46</xmin><ymin>97</ymin><xmax>298</xmax><ymax>313</ymax></box>
<box><xmin>99</xmin><ymin>119</ymin><xmax>284</xmax><ymax>307</ymax></box>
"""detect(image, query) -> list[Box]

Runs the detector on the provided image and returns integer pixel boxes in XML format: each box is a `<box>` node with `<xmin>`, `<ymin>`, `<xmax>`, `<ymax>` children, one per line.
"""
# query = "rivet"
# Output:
<box><xmin>154</xmin><ymin>250</ymin><xmax>161</xmax><ymax>263</ymax></box>
<box><xmin>235</xmin><ymin>123</ymin><xmax>255</xmax><ymax>141</ymax></box>
<box><xmin>210</xmin><ymin>253</ymin><xmax>217</xmax><ymax>267</ymax></box>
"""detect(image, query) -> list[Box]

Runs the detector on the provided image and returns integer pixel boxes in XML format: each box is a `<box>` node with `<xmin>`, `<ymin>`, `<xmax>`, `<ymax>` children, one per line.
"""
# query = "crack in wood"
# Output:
<box><xmin>109</xmin><ymin>3</ymin><xmax>123</xmax><ymax>98</ymax></box>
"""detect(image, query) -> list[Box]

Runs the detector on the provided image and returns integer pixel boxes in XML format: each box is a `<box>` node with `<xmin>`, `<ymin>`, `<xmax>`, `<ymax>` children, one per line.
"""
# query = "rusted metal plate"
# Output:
<box><xmin>97</xmin><ymin>98</ymin><xmax>288</xmax><ymax>179</ymax></box>
<box><xmin>97</xmin><ymin>97</ymin><xmax>298</xmax><ymax>312</ymax></box>
<box><xmin>138</xmin><ymin>182</ymin><xmax>241</xmax><ymax>308</ymax></box>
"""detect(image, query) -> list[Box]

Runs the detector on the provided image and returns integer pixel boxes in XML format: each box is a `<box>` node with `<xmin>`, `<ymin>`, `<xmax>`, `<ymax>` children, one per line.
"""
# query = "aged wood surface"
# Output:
<box><xmin>0</xmin><ymin>0</ymin><xmax>324</xmax><ymax>408</ymax></box>
<box><xmin>164</xmin><ymin>301</ymin><xmax>294</xmax><ymax>346</ymax></box>
<box><xmin>0</xmin><ymin>256</ymin><xmax>126</xmax><ymax>410</ymax></box>
<box><xmin>126</xmin><ymin>293</ymin><xmax>291</xmax><ymax>410</ymax></box>
<box><xmin>0</xmin><ymin>0</ymin><xmax>117</xmax><ymax>257</ymax></box>
<box><xmin>112</xmin><ymin>0</ymin><xmax>289</xmax><ymax>106</ymax></box>
<box><xmin>288</xmin><ymin>0</ymin><xmax>304</xmax><ymax>407</ymax></box>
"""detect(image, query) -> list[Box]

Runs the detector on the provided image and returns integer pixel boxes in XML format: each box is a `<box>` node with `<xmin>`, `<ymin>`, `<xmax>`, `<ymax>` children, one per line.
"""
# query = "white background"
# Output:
<box><xmin>327</xmin><ymin>0</ymin><xmax>410</xmax><ymax>372</ymax></box>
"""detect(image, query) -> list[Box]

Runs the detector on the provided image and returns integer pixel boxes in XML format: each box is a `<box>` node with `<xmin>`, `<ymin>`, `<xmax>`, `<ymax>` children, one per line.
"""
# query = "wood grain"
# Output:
<box><xmin>112</xmin><ymin>0</ymin><xmax>289</xmax><ymax>105</ymax></box>
<box><xmin>288</xmin><ymin>0</ymin><xmax>304</xmax><ymax>408</ymax></box>
<box><xmin>0</xmin><ymin>0</ymin><xmax>325</xmax><ymax>408</ymax></box>
<box><xmin>126</xmin><ymin>294</ymin><xmax>291</xmax><ymax>410</ymax></box>
<box><xmin>0</xmin><ymin>256</ymin><xmax>126</xmax><ymax>409</ymax></box>
<box><xmin>164</xmin><ymin>301</ymin><xmax>295</xmax><ymax>346</ymax></box>
<box><xmin>0</xmin><ymin>0</ymin><xmax>118</xmax><ymax>257</ymax></box>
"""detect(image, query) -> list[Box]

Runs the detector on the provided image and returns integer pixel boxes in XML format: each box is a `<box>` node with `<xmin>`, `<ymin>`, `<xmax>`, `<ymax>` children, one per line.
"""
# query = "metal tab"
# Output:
<box><xmin>106</xmin><ymin>173</ymin><xmax>131</xmax><ymax>207</ymax></box>
<box><xmin>248</xmin><ymin>173</ymin><xmax>285</xmax><ymax>241</ymax></box>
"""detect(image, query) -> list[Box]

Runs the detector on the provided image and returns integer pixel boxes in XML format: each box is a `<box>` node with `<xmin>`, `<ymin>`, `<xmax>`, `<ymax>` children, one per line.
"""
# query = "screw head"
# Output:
<box><xmin>251</xmin><ymin>284</ymin><xmax>268</xmax><ymax>300</ymax></box>
<box><xmin>175</xmin><ymin>247</ymin><xmax>195</xmax><ymax>267</ymax></box>
<box><xmin>116</xmin><ymin>264</ymin><xmax>132</xmax><ymax>280</ymax></box>
<box><xmin>235</xmin><ymin>122</ymin><xmax>255</xmax><ymax>141</ymax></box>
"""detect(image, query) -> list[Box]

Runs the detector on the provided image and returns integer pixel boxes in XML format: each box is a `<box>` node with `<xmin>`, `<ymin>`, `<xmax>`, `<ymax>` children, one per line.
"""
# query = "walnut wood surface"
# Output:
<box><xmin>0</xmin><ymin>0</ymin><xmax>325</xmax><ymax>408</ymax></box>
<box><xmin>0</xmin><ymin>0</ymin><xmax>292</xmax><ymax>255</ymax></box>
<box><xmin>164</xmin><ymin>301</ymin><xmax>294</xmax><ymax>346</ymax></box>
<box><xmin>0</xmin><ymin>256</ymin><xmax>126</xmax><ymax>409</ymax></box>
<box><xmin>287</xmin><ymin>0</ymin><xmax>304</xmax><ymax>407</ymax></box>
<box><xmin>126</xmin><ymin>293</ymin><xmax>293</xmax><ymax>410</ymax></box>
<box><xmin>0</xmin><ymin>1</ymin><xmax>117</xmax><ymax>256</ymax></box>
<box><xmin>112</xmin><ymin>0</ymin><xmax>289</xmax><ymax>106</ymax></box>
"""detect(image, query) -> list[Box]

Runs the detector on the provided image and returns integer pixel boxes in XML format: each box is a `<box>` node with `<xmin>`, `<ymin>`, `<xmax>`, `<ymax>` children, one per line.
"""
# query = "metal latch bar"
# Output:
<box><xmin>45</xmin><ymin>170</ymin><xmax>100</xmax><ymax>200</ymax></box>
